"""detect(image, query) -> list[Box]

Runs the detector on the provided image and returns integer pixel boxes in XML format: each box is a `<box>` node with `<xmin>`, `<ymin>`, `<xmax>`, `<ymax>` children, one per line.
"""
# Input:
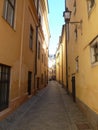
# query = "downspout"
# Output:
<box><xmin>65</xmin><ymin>24</ymin><xmax>69</xmax><ymax>93</ymax></box>
<box><xmin>19</xmin><ymin>0</ymin><xmax>25</xmax><ymax>96</ymax></box>
<box><xmin>34</xmin><ymin>0</ymin><xmax>39</xmax><ymax>93</ymax></box>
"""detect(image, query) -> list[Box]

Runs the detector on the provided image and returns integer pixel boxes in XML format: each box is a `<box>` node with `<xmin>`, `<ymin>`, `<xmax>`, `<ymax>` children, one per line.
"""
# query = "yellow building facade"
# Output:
<box><xmin>56</xmin><ymin>25</ymin><xmax>66</xmax><ymax>88</ymax></box>
<box><xmin>0</xmin><ymin>0</ymin><xmax>50</xmax><ymax>120</ymax></box>
<box><xmin>66</xmin><ymin>0</ymin><xmax>98</xmax><ymax>129</ymax></box>
<box><xmin>35</xmin><ymin>0</ymin><xmax>50</xmax><ymax>90</ymax></box>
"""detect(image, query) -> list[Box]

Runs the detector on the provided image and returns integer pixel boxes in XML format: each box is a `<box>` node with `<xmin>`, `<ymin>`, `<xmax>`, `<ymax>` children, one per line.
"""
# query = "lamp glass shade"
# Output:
<box><xmin>63</xmin><ymin>9</ymin><xmax>71</xmax><ymax>22</ymax></box>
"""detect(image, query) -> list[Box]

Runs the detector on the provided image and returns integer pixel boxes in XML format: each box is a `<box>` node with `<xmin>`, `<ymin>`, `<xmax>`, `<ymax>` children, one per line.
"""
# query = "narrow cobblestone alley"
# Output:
<box><xmin>0</xmin><ymin>81</ymin><xmax>93</xmax><ymax>130</ymax></box>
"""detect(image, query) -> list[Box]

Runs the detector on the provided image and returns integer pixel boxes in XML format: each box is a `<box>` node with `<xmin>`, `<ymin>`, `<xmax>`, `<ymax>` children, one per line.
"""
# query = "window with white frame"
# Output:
<box><xmin>87</xmin><ymin>0</ymin><xmax>95</xmax><ymax>13</ymax></box>
<box><xmin>90</xmin><ymin>38</ymin><xmax>98</xmax><ymax>64</ymax></box>
<box><xmin>3</xmin><ymin>0</ymin><xmax>16</xmax><ymax>27</ymax></box>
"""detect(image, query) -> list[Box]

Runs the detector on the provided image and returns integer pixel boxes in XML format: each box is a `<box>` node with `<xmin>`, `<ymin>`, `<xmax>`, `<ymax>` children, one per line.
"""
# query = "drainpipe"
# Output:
<box><xmin>65</xmin><ymin>24</ymin><xmax>69</xmax><ymax>93</ymax></box>
<box><xmin>34</xmin><ymin>0</ymin><xmax>39</xmax><ymax>93</ymax></box>
<box><xmin>19</xmin><ymin>0</ymin><xmax>25</xmax><ymax>96</ymax></box>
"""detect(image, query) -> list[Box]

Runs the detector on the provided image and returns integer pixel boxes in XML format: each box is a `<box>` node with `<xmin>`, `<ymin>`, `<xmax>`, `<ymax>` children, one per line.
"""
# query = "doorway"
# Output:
<box><xmin>72</xmin><ymin>76</ymin><xmax>76</xmax><ymax>102</ymax></box>
<box><xmin>37</xmin><ymin>77</ymin><xmax>39</xmax><ymax>90</ymax></box>
<box><xmin>0</xmin><ymin>65</ymin><xmax>10</xmax><ymax>111</ymax></box>
<box><xmin>28</xmin><ymin>71</ymin><xmax>32</xmax><ymax>95</ymax></box>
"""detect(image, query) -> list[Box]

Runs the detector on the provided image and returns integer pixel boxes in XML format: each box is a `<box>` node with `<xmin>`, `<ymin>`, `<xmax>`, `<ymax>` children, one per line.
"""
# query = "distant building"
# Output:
<box><xmin>48</xmin><ymin>55</ymin><xmax>56</xmax><ymax>80</ymax></box>
<box><xmin>56</xmin><ymin>25</ymin><xmax>66</xmax><ymax>87</ymax></box>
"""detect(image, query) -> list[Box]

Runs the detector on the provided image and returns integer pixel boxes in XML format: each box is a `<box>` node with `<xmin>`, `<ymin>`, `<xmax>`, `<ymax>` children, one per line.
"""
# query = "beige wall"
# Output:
<box><xmin>62</xmin><ymin>26</ymin><xmax>66</xmax><ymax>87</ymax></box>
<box><xmin>56</xmin><ymin>25</ymin><xmax>66</xmax><ymax>88</ymax></box>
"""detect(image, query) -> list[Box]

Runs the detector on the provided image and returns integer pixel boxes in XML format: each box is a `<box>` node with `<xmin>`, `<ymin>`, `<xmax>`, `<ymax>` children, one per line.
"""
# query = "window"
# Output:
<box><xmin>42</xmin><ymin>54</ymin><xmax>43</xmax><ymax>63</ymax></box>
<box><xmin>41</xmin><ymin>74</ymin><xmax>43</xmax><ymax>84</ymax></box>
<box><xmin>90</xmin><ymin>37</ymin><xmax>98</xmax><ymax>64</ymax></box>
<box><xmin>74</xmin><ymin>25</ymin><xmax>78</xmax><ymax>40</ymax></box>
<box><xmin>3</xmin><ymin>0</ymin><xmax>16</xmax><ymax>27</ymax></box>
<box><xmin>87</xmin><ymin>0</ymin><xmax>95</xmax><ymax>13</ymax></box>
<box><xmin>73</xmin><ymin>0</ymin><xmax>76</xmax><ymax>15</ymax></box>
<box><xmin>93</xmin><ymin>44</ymin><xmax>98</xmax><ymax>62</ymax></box>
<box><xmin>29</xmin><ymin>25</ymin><xmax>34</xmax><ymax>50</ymax></box>
<box><xmin>39</xmin><ymin>14</ymin><xmax>42</xmax><ymax>26</ymax></box>
<box><xmin>38</xmin><ymin>42</ymin><xmax>40</xmax><ymax>59</ymax></box>
<box><xmin>0</xmin><ymin>64</ymin><xmax>10</xmax><ymax>111</ymax></box>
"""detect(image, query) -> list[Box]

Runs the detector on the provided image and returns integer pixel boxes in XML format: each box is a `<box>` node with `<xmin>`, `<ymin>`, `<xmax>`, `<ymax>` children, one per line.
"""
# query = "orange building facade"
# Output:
<box><xmin>0</xmin><ymin>0</ymin><xmax>50</xmax><ymax>120</ymax></box>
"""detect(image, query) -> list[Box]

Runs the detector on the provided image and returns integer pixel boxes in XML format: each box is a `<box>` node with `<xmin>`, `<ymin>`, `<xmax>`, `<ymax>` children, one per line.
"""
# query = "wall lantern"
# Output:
<box><xmin>63</xmin><ymin>7</ymin><xmax>82</xmax><ymax>25</ymax></box>
<box><xmin>63</xmin><ymin>7</ymin><xmax>71</xmax><ymax>23</ymax></box>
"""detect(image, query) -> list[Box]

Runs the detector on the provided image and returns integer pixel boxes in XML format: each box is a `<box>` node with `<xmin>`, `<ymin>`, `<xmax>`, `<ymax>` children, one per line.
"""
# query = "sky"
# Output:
<box><xmin>48</xmin><ymin>0</ymin><xmax>65</xmax><ymax>55</ymax></box>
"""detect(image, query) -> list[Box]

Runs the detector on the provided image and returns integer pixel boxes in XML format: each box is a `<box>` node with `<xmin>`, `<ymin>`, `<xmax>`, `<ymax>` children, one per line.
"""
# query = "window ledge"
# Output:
<box><xmin>91</xmin><ymin>61</ymin><xmax>98</xmax><ymax>67</ymax></box>
<box><xmin>2</xmin><ymin>16</ymin><xmax>16</xmax><ymax>31</ymax></box>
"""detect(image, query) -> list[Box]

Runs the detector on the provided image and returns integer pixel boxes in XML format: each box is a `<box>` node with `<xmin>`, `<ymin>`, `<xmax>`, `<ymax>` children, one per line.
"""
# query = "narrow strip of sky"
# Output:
<box><xmin>48</xmin><ymin>0</ymin><xmax>65</xmax><ymax>55</ymax></box>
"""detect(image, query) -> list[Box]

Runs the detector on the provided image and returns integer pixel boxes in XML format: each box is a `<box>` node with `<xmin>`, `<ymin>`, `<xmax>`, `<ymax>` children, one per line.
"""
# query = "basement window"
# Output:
<box><xmin>90</xmin><ymin>36</ymin><xmax>98</xmax><ymax>64</ymax></box>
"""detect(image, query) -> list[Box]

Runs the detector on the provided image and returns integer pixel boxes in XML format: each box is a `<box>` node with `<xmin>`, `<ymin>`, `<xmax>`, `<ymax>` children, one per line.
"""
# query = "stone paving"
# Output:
<box><xmin>0</xmin><ymin>81</ymin><xmax>93</xmax><ymax>130</ymax></box>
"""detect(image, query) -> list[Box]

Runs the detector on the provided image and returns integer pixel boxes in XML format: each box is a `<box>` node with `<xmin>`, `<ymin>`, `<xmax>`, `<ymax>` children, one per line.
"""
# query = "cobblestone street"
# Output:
<box><xmin>0</xmin><ymin>81</ymin><xmax>93</xmax><ymax>130</ymax></box>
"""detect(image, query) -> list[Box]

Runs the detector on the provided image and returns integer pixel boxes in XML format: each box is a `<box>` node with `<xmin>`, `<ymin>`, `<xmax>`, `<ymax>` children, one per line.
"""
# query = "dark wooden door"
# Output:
<box><xmin>37</xmin><ymin>77</ymin><xmax>39</xmax><ymax>90</ymax></box>
<box><xmin>0</xmin><ymin>65</ymin><xmax>10</xmax><ymax>111</ymax></box>
<box><xmin>28</xmin><ymin>72</ymin><xmax>32</xmax><ymax>95</ymax></box>
<box><xmin>72</xmin><ymin>76</ymin><xmax>76</xmax><ymax>102</ymax></box>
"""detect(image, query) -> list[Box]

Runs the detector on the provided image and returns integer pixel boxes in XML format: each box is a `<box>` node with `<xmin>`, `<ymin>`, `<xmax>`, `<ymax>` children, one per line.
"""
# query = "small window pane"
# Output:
<box><xmin>7</xmin><ymin>4</ymin><xmax>14</xmax><ymax>26</ymax></box>
<box><xmin>3</xmin><ymin>0</ymin><xmax>8</xmax><ymax>18</ymax></box>
<box><xmin>3</xmin><ymin>0</ymin><xmax>15</xmax><ymax>27</ymax></box>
